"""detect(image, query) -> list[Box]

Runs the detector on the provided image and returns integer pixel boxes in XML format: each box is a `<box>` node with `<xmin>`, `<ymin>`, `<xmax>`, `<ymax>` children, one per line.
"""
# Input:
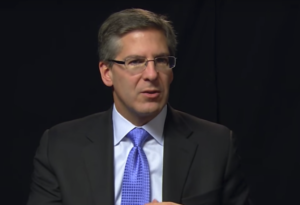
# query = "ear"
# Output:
<box><xmin>99</xmin><ymin>61</ymin><xmax>113</xmax><ymax>87</ymax></box>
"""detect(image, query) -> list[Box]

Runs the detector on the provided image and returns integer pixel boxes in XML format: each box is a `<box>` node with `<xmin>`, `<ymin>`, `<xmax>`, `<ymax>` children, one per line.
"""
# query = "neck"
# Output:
<box><xmin>114</xmin><ymin>105</ymin><xmax>160</xmax><ymax>127</ymax></box>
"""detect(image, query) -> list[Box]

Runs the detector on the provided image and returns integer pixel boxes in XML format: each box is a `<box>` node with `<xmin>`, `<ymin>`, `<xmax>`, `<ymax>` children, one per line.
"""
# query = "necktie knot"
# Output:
<box><xmin>126</xmin><ymin>128</ymin><xmax>149</xmax><ymax>147</ymax></box>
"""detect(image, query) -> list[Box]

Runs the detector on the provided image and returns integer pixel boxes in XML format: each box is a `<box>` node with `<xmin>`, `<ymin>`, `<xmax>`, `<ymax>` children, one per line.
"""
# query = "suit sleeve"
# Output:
<box><xmin>27</xmin><ymin>130</ymin><xmax>62</xmax><ymax>205</ymax></box>
<box><xmin>222</xmin><ymin>131</ymin><xmax>252</xmax><ymax>205</ymax></box>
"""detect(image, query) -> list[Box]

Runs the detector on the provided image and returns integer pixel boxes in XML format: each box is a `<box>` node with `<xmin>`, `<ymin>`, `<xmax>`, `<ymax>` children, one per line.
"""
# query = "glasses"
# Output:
<box><xmin>107</xmin><ymin>56</ymin><xmax>176</xmax><ymax>74</ymax></box>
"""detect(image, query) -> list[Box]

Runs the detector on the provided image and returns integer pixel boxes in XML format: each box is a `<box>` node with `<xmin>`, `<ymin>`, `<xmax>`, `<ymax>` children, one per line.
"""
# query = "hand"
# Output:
<box><xmin>145</xmin><ymin>199</ymin><xmax>181</xmax><ymax>205</ymax></box>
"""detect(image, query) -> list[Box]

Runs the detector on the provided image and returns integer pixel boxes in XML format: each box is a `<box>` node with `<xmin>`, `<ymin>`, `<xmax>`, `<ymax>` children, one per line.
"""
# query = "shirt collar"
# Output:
<box><xmin>112</xmin><ymin>104</ymin><xmax>167</xmax><ymax>146</ymax></box>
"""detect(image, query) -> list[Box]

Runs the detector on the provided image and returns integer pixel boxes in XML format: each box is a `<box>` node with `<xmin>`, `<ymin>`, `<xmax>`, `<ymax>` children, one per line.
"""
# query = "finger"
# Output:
<box><xmin>144</xmin><ymin>200</ymin><xmax>158</xmax><ymax>205</ymax></box>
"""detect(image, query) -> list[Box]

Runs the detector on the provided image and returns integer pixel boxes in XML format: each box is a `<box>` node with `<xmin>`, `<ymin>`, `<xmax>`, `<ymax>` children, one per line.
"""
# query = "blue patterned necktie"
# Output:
<box><xmin>121</xmin><ymin>128</ymin><xmax>151</xmax><ymax>205</ymax></box>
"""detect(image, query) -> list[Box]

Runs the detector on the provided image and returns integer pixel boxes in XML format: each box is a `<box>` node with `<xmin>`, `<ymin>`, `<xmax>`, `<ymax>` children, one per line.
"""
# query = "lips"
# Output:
<box><xmin>141</xmin><ymin>89</ymin><xmax>160</xmax><ymax>98</ymax></box>
<box><xmin>142</xmin><ymin>90</ymin><xmax>160</xmax><ymax>94</ymax></box>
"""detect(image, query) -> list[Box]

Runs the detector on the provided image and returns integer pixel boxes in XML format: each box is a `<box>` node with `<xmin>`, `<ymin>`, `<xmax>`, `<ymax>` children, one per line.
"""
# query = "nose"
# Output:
<box><xmin>142</xmin><ymin>60</ymin><xmax>158</xmax><ymax>81</ymax></box>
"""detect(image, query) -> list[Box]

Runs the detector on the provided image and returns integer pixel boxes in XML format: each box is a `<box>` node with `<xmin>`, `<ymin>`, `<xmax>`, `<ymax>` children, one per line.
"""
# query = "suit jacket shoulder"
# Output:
<box><xmin>172</xmin><ymin>108</ymin><xmax>230</xmax><ymax>132</ymax></box>
<box><xmin>48</xmin><ymin>109</ymin><xmax>112</xmax><ymax>140</ymax></box>
<box><xmin>168</xmin><ymin>108</ymin><xmax>232</xmax><ymax>146</ymax></box>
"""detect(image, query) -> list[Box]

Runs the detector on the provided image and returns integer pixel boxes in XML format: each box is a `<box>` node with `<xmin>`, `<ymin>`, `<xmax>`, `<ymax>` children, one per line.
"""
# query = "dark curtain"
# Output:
<box><xmin>5</xmin><ymin>0</ymin><xmax>300</xmax><ymax>204</ymax></box>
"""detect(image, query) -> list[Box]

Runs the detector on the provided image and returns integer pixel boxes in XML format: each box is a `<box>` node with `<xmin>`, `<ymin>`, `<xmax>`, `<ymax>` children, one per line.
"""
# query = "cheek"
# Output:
<box><xmin>162</xmin><ymin>71</ymin><xmax>173</xmax><ymax>86</ymax></box>
<box><xmin>113</xmin><ymin>75</ymin><xmax>139</xmax><ymax>96</ymax></box>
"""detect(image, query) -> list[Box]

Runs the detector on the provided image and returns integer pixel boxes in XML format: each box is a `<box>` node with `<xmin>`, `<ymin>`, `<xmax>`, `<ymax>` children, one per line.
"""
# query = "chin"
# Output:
<box><xmin>136</xmin><ymin>102</ymin><xmax>164</xmax><ymax>116</ymax></box>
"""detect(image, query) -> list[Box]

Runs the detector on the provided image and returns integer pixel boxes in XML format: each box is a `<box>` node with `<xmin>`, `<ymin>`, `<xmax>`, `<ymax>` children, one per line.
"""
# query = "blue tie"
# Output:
<box><xmin>121</xmin><ymin>128</ymin><xmax>151</xmax><ymax>205</ymax></box>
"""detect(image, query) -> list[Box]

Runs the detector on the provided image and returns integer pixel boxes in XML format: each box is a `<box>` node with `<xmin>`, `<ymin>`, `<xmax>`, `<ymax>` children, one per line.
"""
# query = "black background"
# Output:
<box><xmin>3</xmin><ymin>0</ymin><xmax>300</xmax><ymax>204</ymax></box>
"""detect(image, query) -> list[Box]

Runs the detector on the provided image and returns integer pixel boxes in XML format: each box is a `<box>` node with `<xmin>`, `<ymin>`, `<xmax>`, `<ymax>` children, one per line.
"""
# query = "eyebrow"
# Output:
<box><xmin>124</xmin><ymin>53</ymin><xmax>170</xmax><ymax>60</ymax></box>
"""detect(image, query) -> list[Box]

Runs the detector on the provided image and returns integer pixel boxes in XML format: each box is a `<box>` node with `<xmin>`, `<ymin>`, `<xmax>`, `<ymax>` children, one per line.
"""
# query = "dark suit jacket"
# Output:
<box><xmin>27</xmin><ymin>106</ymin><xmax>250</xmax><ymax>205</ymax></box>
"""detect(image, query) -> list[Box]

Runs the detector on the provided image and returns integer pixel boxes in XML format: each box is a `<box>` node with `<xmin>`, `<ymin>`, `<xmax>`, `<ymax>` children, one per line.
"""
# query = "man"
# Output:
<box><xmin>27</xmin><ymin>8</ymin><xmax>250</xmax><ymax>205</ymax></box>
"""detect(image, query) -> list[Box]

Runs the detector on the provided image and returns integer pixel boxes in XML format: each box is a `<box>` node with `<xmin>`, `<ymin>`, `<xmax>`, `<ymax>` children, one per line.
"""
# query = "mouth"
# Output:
<box><xmin>141</xmin><ymin>90</ymin><xmax>160</xmax><ymax>98</ymax></box>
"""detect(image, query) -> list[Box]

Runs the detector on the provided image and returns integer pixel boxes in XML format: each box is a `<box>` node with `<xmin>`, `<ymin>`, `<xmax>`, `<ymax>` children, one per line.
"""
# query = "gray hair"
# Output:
<box><xmin>98</xmin><ymin>8</ymin><xmax>177</xmax><ymax>66</ymax></box>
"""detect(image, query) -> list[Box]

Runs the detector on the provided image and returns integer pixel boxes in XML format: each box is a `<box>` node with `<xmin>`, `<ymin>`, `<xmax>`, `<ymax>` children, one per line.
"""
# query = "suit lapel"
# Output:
<box><xmin>82</xmin><ymin>108</ymin><xmax>115</xmax><ymax>205</ymax></box>
<box><xmin>162</xmin><ymin>106</ymin><xmax>198</xmax><ymax>203</ymax></box>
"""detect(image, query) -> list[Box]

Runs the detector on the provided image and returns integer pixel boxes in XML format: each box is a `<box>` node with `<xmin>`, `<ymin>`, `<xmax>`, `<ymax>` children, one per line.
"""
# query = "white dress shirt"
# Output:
<box><xmin>113</xmin><ymin>104</ymin><xmax>166</xmax><ymax>205</ymax></box>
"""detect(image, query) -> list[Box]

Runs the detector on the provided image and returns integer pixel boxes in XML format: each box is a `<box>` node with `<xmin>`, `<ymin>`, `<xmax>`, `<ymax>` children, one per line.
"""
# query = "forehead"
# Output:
<box><xmin>116</xmin><ymin>29</ymin><xmax>169</xmax><ymax>58</ymax></box>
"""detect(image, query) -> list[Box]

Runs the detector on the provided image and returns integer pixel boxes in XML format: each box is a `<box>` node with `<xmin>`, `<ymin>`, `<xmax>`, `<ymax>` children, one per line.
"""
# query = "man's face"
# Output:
<box><xmin>99</xmin><ymin>29</ymin><xmax>173</xmax><ymax>125</ymax></box>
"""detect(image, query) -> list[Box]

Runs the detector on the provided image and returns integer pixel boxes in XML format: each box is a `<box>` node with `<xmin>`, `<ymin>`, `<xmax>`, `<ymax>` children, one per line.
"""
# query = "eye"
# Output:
<box><xmin>127</xmin><ymin>58</ymin><xmax>145</xmax><ymax>65</ymax></box>
<box><xmin>156</xmin><ymin>57</ymin><xmax>169</xmax><ymax>64</ymax></box>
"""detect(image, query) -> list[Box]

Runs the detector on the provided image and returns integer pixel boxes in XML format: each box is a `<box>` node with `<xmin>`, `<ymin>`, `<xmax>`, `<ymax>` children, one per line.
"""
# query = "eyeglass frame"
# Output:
<box><xmin>106</xmin><ymin>56</ymin><xmax>177</xmax><ymax>74</ymax></box>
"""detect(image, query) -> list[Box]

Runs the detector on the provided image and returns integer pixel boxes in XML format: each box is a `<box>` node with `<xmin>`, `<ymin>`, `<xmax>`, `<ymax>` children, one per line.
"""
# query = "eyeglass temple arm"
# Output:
<box><xmin>107</xmin><ymin>59</ymin><xmax>125</xmax><ymax>64</ymax></box>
